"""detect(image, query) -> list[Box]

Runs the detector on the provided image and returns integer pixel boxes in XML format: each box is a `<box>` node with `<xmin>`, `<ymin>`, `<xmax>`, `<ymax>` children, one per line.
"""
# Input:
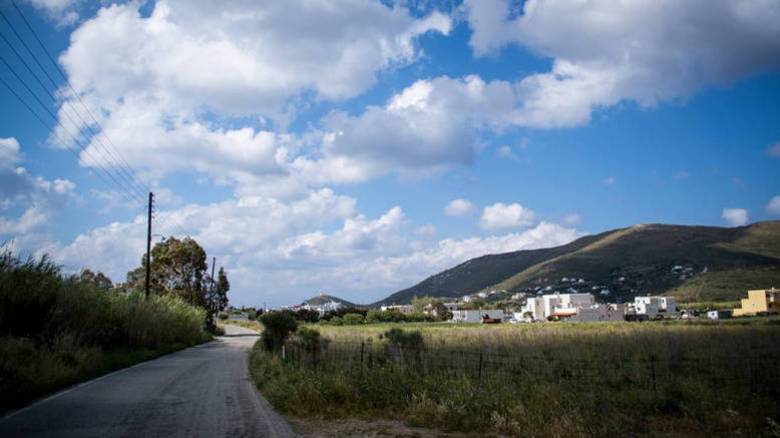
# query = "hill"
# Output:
<box><xmin>376</xmin><ymin>221</ymin><xmax>780</xmax><ymax>305</ymax></box>
<box><xmin>302</xmin><ymin>293</ymin><xmax>356</xmax><ymax>308</ymax></box>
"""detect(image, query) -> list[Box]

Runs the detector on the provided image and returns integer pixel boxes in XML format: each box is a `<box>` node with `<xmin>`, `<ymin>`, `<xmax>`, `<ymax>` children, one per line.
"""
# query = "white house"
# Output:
<box><xmin>634</xmin><ymin>296</ymin><xmax>678</xmax><ymax>318</ymax></box>
<box><xmin>521</xmin><ymin>293</ymin><xmax>596</xmax><ymax>321</ymax></box>
<box><xmin>568</xmin><ymin>304</ymin><xmax>625</xmax><ymax>322</ymax></box>
<box><xmin>380</xmin><ymin>304</ymin><xmax>415</xmax><ymax>314</ymax></box>
<box><xmin>450</xmin><ymin>309</ymin><xmax>504</xmax><ymax>323</ymax></box>
<box><xmin>302</xmin><ymin>300</ymin><xmax>343</xmax><ymax>316</ymax></box>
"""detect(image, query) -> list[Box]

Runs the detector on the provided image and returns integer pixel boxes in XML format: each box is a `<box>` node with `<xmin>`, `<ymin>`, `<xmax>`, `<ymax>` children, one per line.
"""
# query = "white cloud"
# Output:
<box><xmin>62</xmin><ymin>1</ymin><xmax>450</xmax><ymax>115</ymax></box>
<box><xmin>444</xmin><ymin>198</ymin><xmax>474</xmax><ymax>216</ymax></box>
<box><xmin>53</xmin><ymin>2</ymin><xmax>457</xmax><ymax>194</ymax></box>
<box><xmin>33</xmin><ymin>189</ymin><xmax>580</xmax><ymax>306</ymax></box>
<box><xmin>465</xmin><ymin>0</ymin><xmax>780</xmax><ymax>128</ymax></box>
<box><xmin>767</xmin><ymin>196</ymin><xmax>780</xmax><ymax>216</ymax></box>
<box><xmin>480</xmin><ymin>202</ymin><xmax>535</xmax><ymax>230</ymax></box>
<box><xmin>721</xmin><ymin>208</ymin><xmax>749</xmax><ymax>227</ymax></box>
<box><xmin>0</xmin><ymin>138</ymin><xmax>76</xmax><ymax>235</ymax></box>
<box><xmin>26</xmin><ymin>0</ymin><xmax>80</xmax><ymax>26</ymax></box>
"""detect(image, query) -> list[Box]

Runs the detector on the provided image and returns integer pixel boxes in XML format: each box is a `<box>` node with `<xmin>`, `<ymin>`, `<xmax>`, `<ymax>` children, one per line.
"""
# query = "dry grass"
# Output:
<box><xmin>251</xmin><ymin>319</ymin><xmax>780</xmax><ymax>437</ymax></box>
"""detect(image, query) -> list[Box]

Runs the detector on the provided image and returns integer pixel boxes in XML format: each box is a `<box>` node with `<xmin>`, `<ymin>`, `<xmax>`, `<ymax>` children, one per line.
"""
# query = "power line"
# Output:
<box><xmin>0</xmin><ymin>31</ymin><xmax>147</xmax><ymax>203</ymax></box>
<box><xmin>0</xmin><ymin>7</ymin><xmax>150</xmax><ymax>200</ymax></box>
<box><xmin>8</xmin><ymin>0</ymin><xmax>152</xmax><ymax>196</ymax></box>
<box><xmin>0</xmin><ymin>60</ymin><xmax>145</xmax><ymax>206</ymax></box>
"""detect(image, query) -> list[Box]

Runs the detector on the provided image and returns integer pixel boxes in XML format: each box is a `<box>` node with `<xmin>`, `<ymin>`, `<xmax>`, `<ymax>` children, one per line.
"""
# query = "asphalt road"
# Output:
<box><xmin>0</xmin><ymin>325</ymin><xmax>297</xmax><ymax>438</ymax></box>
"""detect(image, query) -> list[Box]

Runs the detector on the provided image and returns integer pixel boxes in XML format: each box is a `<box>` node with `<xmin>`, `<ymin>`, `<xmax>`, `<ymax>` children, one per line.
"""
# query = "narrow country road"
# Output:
<box><xmin>0</xmin><ymin>325</ymin><xmax>296</xmax><ymax>438</ymax></box>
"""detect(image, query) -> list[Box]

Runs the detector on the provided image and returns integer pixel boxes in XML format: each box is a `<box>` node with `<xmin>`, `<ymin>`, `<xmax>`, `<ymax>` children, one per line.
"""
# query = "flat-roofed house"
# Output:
<box><xmin>733</xmin><ymin>288</ymin><xmax>780</xmax><ymax>317</ymax></box>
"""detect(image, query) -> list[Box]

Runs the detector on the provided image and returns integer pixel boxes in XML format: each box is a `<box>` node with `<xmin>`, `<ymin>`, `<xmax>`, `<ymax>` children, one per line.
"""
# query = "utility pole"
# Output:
<box><xmin>145</xmin><ymin>192</ymin><xmax>154</xmax><ymax>299</ymax></box>
<box><xmin>210</xmin><ymin>256</ymin><xmax>216</xmax><ymax>309</ymax></box>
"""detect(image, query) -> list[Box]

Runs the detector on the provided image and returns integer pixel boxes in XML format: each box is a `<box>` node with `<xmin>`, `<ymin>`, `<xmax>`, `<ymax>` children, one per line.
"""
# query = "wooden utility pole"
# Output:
<box><xmin>145</xmin><ymin>192</ymin><xmax>154</xmax><ymax>299</ymax></box>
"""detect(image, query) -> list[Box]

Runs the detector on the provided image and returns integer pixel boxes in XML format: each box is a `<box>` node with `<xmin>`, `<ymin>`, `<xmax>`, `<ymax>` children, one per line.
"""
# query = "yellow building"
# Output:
<box><xmin>733</xmin><ymin>288</ymin><xmax>780</xmax><ymax>317</ymax></box>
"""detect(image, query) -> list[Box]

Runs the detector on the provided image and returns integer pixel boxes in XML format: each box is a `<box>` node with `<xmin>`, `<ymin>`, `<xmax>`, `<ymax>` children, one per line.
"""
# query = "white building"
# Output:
<box><xmin>302</xmin><ymin>300</ymin><xmax>343</xmax><ymax>316</ymax></box>
<box><xmin>521</xmin><ymin>293</ymin><xmax>596</xmax><ymax>321</ymax></box>
<box><xmin>450</xmin><ymin>309</ymin><xmax>505</xmax><ymax>323</ymax></box>
<box><xmin>568</xmin><ymin>304</ymin><xmax>625</xmax><ymax>322</ymax></box>
<box><xmin>380</xmin><ymin>304</ymin><xmax>415</xmax><ymax>314</ymax></box>
<box><xmin>633</xmin><ymin>296</ymin><xmax>678</xmax><ymax>318</ymax></box>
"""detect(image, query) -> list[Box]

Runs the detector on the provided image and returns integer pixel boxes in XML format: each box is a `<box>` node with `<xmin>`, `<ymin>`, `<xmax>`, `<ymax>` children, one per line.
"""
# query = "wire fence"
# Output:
<box><xmin>282</xmin><ymin>339</ymin><xmax>780</xmax><ymax>394</ymax></box>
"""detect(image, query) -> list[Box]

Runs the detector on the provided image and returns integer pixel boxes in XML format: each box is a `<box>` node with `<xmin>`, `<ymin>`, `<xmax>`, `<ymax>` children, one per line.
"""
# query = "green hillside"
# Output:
<box><xmin>373</xmin><ymin>231</ymin><xmax>611</xmax><ymax>306</ymax></box>
<box><xmin>378</xmin><ymin>221</ymin><xmax>780</xmax><ymax>305</ymax></box>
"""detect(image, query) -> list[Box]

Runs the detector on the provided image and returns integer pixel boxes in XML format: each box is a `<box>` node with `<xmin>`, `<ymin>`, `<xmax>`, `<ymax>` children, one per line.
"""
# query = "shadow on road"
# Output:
<box><xmin>221</xmin><ymin>333</ymin><xmax>260</xmax><ymax>338</ymax></box>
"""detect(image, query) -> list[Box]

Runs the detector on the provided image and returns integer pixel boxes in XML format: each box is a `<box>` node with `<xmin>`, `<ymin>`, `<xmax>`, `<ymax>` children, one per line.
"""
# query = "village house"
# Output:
<box><xmin>733</xmin><ymin>288</ymin><xmax>779</xmax><ymax>317</ymax></box>
<box><xmin>450</xmin><ymin>309</ymin><xmax>505</xmax><ymax>323</ymax></box>
<box><xmin>380</xmin><ymin>304</ymin><xmax>415</xmax><ymax>314</ymax></box>
<box><xmin>632</xmin><ymin>296</ymin><xmax>678</xmax><ymax>318</ymax></box>
<box><xmin>521</xmin><ymin>292</ymin><xmax>596</xmax><ymax>321</ymax></box>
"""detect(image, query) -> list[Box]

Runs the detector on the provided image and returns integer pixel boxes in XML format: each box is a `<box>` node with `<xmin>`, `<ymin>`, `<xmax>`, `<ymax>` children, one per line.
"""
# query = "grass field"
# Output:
<box><xmin>250</xmin><ymin>318</ymin><xmax>780</xmax><ymax>437</ymax></box>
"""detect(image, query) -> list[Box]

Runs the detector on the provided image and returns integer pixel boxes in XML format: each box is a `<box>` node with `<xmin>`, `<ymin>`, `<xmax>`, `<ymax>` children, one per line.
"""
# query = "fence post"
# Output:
<box><xmin>478</xmin><ymin>351</ymin><xmax>484</xmax><ymax>383</ymax></box>
<box><xmin>281</xmin><ymin>344</ymin><xmax>286</xmax><ymax>360</ymax></box>
<box><xmin>360</xmin><ymin>341</ymin><xmax>365</xmax><ymax>369</ymax></box>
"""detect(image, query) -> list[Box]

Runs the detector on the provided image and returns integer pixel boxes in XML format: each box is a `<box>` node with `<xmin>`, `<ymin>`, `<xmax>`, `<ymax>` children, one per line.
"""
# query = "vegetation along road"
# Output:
<box><xmin>0</xmin><ymin>325</ymin><xmax>296</xmax><ymax>438</ymax></box>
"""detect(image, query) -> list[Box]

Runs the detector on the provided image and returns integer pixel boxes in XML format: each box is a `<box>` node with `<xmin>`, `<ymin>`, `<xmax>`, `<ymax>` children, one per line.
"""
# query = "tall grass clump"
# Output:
<box><xmin>0</xmin><ymin>252</ymin><xmax>209</xmax><ymax>411</ymax></box>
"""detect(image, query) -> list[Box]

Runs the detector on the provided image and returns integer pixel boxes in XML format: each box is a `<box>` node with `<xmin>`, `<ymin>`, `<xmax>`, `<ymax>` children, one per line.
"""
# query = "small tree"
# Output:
<box><xmin>259</xmin><ymin>311</ymin><xmax>298</xmax><ymax>352</ymax></box>
<box><xmin>79</xmin><ymin>268</ymin><xmax>113</xmax><ymax>290</ymax></box>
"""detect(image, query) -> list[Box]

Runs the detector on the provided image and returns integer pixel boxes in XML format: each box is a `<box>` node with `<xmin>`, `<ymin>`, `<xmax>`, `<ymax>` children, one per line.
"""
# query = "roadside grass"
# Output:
<box><xmin>250</xmin><ymin>319</ymin><xmax>780</xmax><ymax>437</ymax></box>
<box><xmin>221</xmin><ymin>319</ymin><xmax>263</xmax><ymax>332</ymax></box>
<box><xmin>0</xmin><ymin>252</ymin><xmax>211</xmax><ymax>412</ymax></box>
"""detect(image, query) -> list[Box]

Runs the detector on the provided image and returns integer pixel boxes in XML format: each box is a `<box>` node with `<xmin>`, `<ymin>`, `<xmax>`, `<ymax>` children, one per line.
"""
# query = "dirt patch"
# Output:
<box><xmin>288</xmin><ymin>417</ymin><xmax>488</xmax><ymax>438</ymax></box>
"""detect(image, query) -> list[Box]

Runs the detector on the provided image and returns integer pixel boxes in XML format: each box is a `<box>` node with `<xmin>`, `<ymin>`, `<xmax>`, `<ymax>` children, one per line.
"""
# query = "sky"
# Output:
<box><xmin>0</xmin><ymin>0</ymin><xmax>779</xmax><ymax>307</ymax></box>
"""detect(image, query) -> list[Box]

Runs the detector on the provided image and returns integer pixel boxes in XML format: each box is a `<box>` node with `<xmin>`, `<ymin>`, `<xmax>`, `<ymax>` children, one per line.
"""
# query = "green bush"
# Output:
<box><xmin>259</xmin><ymin>311</ymin><xmax>298</xmax><ymax>352</ymax></box>
<box><xmin>218</xmin><ymin>311</ymin><xmax>229</xmax><ymax>320</ymax></box>
<box><xmin>342</xmin><ymin>313</ymin><xmax>365</xmax><ymax>325</ymax></box>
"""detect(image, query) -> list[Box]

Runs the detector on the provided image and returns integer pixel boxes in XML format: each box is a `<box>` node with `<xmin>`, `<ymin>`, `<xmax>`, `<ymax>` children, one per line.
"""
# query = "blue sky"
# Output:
<box><xmin>1</xmin><ymin>0</ymin><xmax>779</xmax><ymax>306</ymax></box>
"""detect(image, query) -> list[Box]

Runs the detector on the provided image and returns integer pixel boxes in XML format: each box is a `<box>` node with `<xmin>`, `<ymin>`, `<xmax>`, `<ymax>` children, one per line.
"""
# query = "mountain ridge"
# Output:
<box><xmin>373</xmin><ymin>221</ymin><xmax>780</xmax><ymax>306</ymax></box>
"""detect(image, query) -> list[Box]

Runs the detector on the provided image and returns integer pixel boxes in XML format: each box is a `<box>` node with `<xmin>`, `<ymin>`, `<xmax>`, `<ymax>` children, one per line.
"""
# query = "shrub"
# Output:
<box><xmin>218</xmin><ymin>311</ymin><xmax>229</xmax><ymax>320</ymax></box>
<box><xmin>342</xmin><ymin>313</ymin><xmax>365</xmax><ymax>325</ymax></box>
<box><xmin>383</xmin><ymin>328</ymin><xmax>424</xmax><ymax>351</ymax></box>
<box><xmin>0</xmin><ymin>252</ymin><xmax>210</xmax><ymax>410</ymax></box>
<box><xmin>259</xmin><ymin>311</ymin><xmax>298</xmax><ymax>352</ymax></box>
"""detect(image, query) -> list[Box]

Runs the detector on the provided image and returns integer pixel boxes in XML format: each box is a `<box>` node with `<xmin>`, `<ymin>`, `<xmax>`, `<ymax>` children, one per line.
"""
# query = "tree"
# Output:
<box><xmin>259</xmin><ymin>311</ymin><xmax>298</xmax><ymax>352</ymax></box>
<box><xmin>79</xmin><ymin>269</ymin><xmax>112</xmax><ymax>290</ymax></box>
<box><xmin>125</xmin><ymin>237</ymin><xmax>229</xmax><ymax>330</ymax></box>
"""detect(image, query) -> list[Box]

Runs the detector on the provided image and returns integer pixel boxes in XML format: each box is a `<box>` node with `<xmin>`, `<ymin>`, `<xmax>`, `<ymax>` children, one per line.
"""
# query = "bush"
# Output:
<box><xmin>218</xmin><ymin>311</ymin><xmax>229</xmax><ymax>320</ymax></box>
<box><xmin>259</xmin><ymin>311</ymin><xmax>298</xmax><ymax>352</ymax></box>
<box><xmin>342</xmin><ymin>313</ymin><xmax>365</xmax><ymax>325</ymax></box>
<box><xmin>0</xmin><ymin>252</ymin><xmax>210</xmax><ymax>410</ymax></box>
<box><xmin>383</xmin><ymin>328</ymin><xmax>424</xmax><ymax>351</ymax></box>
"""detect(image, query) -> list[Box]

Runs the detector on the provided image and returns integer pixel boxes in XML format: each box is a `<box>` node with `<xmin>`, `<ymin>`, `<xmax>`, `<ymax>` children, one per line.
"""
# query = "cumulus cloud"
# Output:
<box><xmin>45</xmin><ymin>195</ymin><xmax>579</xmax><ymax>305</ymax></box>
<box><xmin>61</xmin><ymin>1</ymin><xmax>450</xmax><ymax>114</ymax></box>
<box><xmin>465</xmin><ymin>0</ymin><xmax>780</xmax><ymax>128</ymax></box>
<box><xmin>0</xmin><ymin>138</ymin><xmax>76</xmax><ymax>235</ymax></box>
<box><xmin>480</xmin><ymin>202</ymin><xmax>535</xmax><ymax>230</ymax></box>
<box><xmin>52</xmin><ymin>1</ymin><xmax>454</xmax><ymax>193</ymax></box>
<box><xmin>444</xmin><ymin>198</ymin><xmax>474</xmax><ymax>216</ymax></box>
<box><xmin>721</xmin><ymin>208</ymin><xmax>749</xmax><ymax>227</ymax></box>
<box><xmin>767</xmin><ymin>196</ymin><xmax>780</xmax><ymax>216</ymax></box>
